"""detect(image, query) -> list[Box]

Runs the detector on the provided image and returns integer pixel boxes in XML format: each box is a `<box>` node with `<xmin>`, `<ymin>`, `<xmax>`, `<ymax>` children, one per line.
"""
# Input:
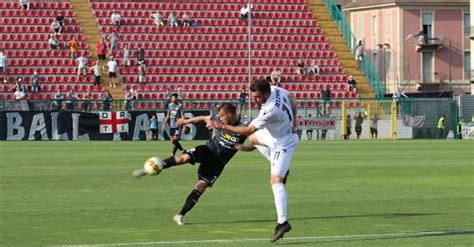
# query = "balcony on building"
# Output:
<box><xmin>415</xmin><ymin>36</ymin><xmax>444</xmax><ymax>52</ymax></box>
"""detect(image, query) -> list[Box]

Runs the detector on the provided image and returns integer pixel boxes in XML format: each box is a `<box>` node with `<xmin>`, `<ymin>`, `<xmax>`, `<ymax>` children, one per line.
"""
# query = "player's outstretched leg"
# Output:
<box><xmin>173</xmin><ymin>180</ymin><xmax>207</xmax><ymax>226</ymax></box>
<box><xmin>132</xmin><ymin>153</ymin><xmax>191</xmax><ymax>178</ymax></box>
<box><xmin>132</xmin><ymin>168</ymin><xmax>147</xmax><ymax>178</ymax></box>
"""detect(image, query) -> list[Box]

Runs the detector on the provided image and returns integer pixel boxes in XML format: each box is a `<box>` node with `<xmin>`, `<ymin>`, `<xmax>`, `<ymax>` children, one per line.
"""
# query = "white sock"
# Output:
<box><xmin>255</xmin><ymin>145</ymin><xmax>271</xmax><ymax>162</ymax></box>
<box><xmin>272</xmin><ymin>183</ymin><xmax>288</xmax><ymax>224</ymax></box>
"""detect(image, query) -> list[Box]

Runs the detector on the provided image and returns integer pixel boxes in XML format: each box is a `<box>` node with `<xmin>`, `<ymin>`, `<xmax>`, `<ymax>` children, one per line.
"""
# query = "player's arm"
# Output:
<box><xmin>234</xmin><ymin>143</ymin><xmax>256</xmax><ymax>152</ymax></box>
<box><xmin>289</xmin><ymin>93</ymin><xmax>298</xmax><ymax>127</ymax></box>
<box><xmin>208</xmin><ymin>120</ymin><xmax>258</xmax><ymax>136</ymax></box>
<box><xmin>176</xmin><ymin>115</ymin><xmax>211</xmax><ymax>126</ymax></box>
<box><xmin>162</xmin><ymin>109</ymin><xmax>170</xmax><ymax>130</ymax></box>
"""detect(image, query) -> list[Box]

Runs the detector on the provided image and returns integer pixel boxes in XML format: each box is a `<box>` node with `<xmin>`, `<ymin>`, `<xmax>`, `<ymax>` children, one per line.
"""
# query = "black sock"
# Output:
<box><xmin>172</xmin><ymin>146</ymin><xmax>178</xmax><ymax>156</ymax></box>
<box><xmin>161</xmin><ymin>156</ymin><xmax>177</xmax><ymax>169</ymax></box>
<box><xmin>172</xmin><ymin>140</ymin><xmax>184</xmax><ymax>151</ymax></box>
<box><xmin>179</xmin><ymin>189</ymin><xmax>202</xmax><ymax>216</ymax></box>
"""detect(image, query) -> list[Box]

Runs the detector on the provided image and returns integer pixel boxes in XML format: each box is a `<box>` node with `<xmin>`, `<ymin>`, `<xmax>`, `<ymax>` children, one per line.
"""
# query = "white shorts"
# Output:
<box><xmin>255</xmin><ymin>129</ymin><xmax>299</xmax><ymax>177</ymax></box>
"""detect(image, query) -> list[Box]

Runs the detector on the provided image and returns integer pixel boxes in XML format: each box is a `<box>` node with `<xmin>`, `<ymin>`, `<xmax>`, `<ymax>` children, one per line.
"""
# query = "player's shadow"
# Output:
<box><xmin>186</xmin><ymin>212</ymin><xmax>442</xmax><ymax>225</ymax></box>
<box><xmin>276</xmin><ymin>229</ymin><xmax>474</xmax><ymax>245</ymax></box>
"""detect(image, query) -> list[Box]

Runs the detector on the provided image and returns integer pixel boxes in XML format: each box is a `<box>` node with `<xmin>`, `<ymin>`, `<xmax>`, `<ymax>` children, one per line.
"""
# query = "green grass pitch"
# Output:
<box><xmin>1</xmin><ymin>140</ymin><xmax>473</xmax><ymax>246</ymax></box>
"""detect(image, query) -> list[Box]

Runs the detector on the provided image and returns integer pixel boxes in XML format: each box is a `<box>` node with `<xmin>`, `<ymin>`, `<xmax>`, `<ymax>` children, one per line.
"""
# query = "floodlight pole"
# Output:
<box><xmin>247</xmin><ymin>0</ymin><xmax>252</xmax><ymax>120</ymax></box>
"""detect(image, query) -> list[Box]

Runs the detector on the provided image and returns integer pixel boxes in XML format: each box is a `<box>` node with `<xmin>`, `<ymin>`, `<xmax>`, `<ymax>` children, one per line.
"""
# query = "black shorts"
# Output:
<box><xmin>94</xmin><ymin>75</ymin><xmax>101</xmax><ymax>84</ymax></box>
<box><xmin>370</xmin><ymin>128</ymin><xmax>377</xmax><ymax>135</ymax></box>
<box><xmin>150</xmin><ymin>128</ymin><xmax>158</xmax><ymax>135</ymax></box>
<box><xmin>0</xmin><ymin>67</ymin><xmax>4</xmax><ymax>74</ymax></box>
<box><xmin>108</xmin><ymin>72</ymin><xmax>116</xmax><ymax>78</ymax></box>
<box><xmin>170</xmin><ymin>127</ymin><xmax>181</xmax><ymax>136</ymax></box>
<box><xmin>355</xmin><ymin>126</ymin><xmax>362</xmax><ymax>135</ymax></box>
<box><xmin>187</xmin><ymin>145</ymin><xmax>224</xmax><ymax>187</ymax></box>
<box><xmin>98</xmin><ymin>54</ymin><xmax>106</xmax><ymax>60</ymax></box>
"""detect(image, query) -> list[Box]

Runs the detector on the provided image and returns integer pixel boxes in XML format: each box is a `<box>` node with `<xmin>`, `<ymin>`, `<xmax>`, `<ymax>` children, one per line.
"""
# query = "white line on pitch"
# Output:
<box><xmin>51</xmin><ymin>230</ymin><xmax>473</xmax><ymax>247</ymax></box>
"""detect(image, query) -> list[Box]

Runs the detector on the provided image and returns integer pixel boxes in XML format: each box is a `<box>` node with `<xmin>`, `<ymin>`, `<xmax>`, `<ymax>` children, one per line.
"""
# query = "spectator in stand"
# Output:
<box><xmin>13</xmin><ymin>77</ymin><xmax>27</xmax><ymax>93</ymax></box>
<box><xmin>48</xmin><ymin>35</ymin><xmax>60</xmax><ymax>50</ymax></box>
<box><xmin>354</xmin><ymin>111</ymin><xmax>365</xmax><ymax>139</ymax></box>
<box><xmin>122</xmin><ymin>44</ymin><xmax>131</xmax><ymax>67</ymax></box>
<box><xmin>238</xmin><ymin>88</ymin><xmax>248</xmax><ymax>116</ymax></box>
<box><xmin>76</xmin><ymin>52</ymin><xmax>89</xmax><ymax>76</ymax></box>
<box><xmin>296</xmin><ymin>115</ymin><xmax>303</xmax><ymax>140</ymax></box>
<box><xmin>102</xmin><ymin>90</ymin><xmax>113</xmax><ymax>111</ymax></box>
<box><xmin>321</xmin><ymin>85</ymin><xmax>331</xmax><ymax>112</ymax></box>
<box><xmin>135</xmin><ymin>45</ymin><xmax>145</xmax><ymax>65</ymax></box>
<box><xmin>83</xmin><ymin>90</ymin><xmax>92</xmax><ymax>113</ymax></box>
<box><xmin>90</xmin><ymin>60</ymin><xmax>104</xmax><ymax>87</ymax></box>
<box><xmin>296</xmin><ymin>60</ymin><xmax>305</xmax><ymax>76</ymax></box>
<box><xmin>182</xmin><ymin>13</ymin><xmax>191</xmax><ymax>27</ymax></box>
<box><xmin>151</xmin><ymin>12</ymin><xmax>164</xmax><ymax>27</ymax></box>
<box><xmin>107</xmin><ymin>31</ymin><xmax>119</xmax><ymax>55</ymax></box>
<box><xmin>177</xmin><ymin>86</ymin><xmax>184</xmax><ymax>99</ymax></box>
<box><xmin>96</xmin><ymin>38</ymin><xmax>108</xmax><ymax>64</ymax></box>
<box><xmin>107</xmin><ymin>56</ymin><xmax>118</xmax><ymax>88</ymax></box>
<box><xmin>31</xmin><ymin>70</ymin><xmax>41</xmax><ymax>93</ymax></box>
<box><xmin>14</xmin><ymin>88</ymin><xmax>26</xmax><ymax>100</ymax></box>
<box><xmin>51</xmin><ymin>19</ymin><xmax>62</xmax><ymax>36</ymax></box>
<box><xmin>56</xmin><ymin>13</ymin><xmax>65</xmax><ymax>28</ymax></box>
<box><xmin>111</xmin><ymin>10</ymin><xmax>121</xmax><ymax>27</ymax></box>
<box><xmin>370</xmin><ymin>114</ymin><xmax>379</xmax><ymax>139</ymax></box>
<box><xmin>240</xmin><ymin>5</ymin><xmax>249</xmax><ymax>20</ymax></box>
<box><xmin>0</xmin><ymin>50</ymin><xmax>7</xmax><ymax>81</ymax></box>
<box><xmin>149</xmin><ymin>115</ymin><xmax>158</xmax><ymax>140</ymax></box>
<box><xmin>347</xmin><ymin>75</ymin><xmax>357</xmax><ymax>92</ymax></box>
<box><xmin>125</xmin><ymin>85</ymin><xmax>138</xmax><ymax>111</ymax></box>
<box><xmin>19</xmin><ymin>0</ymin><xmax>29</xmax><ymax>11</ymax></box>
<box><xmin>306</xmin><ymin>114</ymin><xmax>314</xmax><ymax>140</ymax></box>
<box><xmin>124</xmin><ymin>89</ymin><xmax>133</xmax><ymax>111</ymax></box>
<box><xmin>270</xmin><ymin>67</ymin><xmax>282</xmax><ymax>86</ymax></box>
<box><xmin>320</xmin><ymin>109</ymin><xmax>332</xmax><ymax>140</ymax></box>
<box><xmin>355</xmin><ymin>40</ymin><xmax>364</xmax><ymax>68</ymax></box>
<box><xmin>66</xmin><ymin>90</ymin><xmax>77</xmax><ymax>111</ymax></box>
<box><xmin>129</xmin><ymin>84</ymin><xmax>138</xmax><ymax>99</ymax></box>
<box><xmin>138</xmin><ymin>63</ymin><xmax>146</xmax><ymax>85</ymax></box>
<box><xmin>67</xmin><ymin>36</ymin><xmax>79</xmax><ymax>61</ymax></box>
<box><xmin>53</xmin><ymin>89</ymin><xmax>64</xmax><ymax>111</ymax></box>
<box><xmin>307</xmin><ymin>62</ymin><xmax>320</xmax><ymax>77</ymax></box>
<box><xmin>344</xmin><ymin>114</ymin><xmax>351</xmax><ymax>140</ymax></box>
<box><xmin>168</xmin><ymin>12</ymin><xmax>178</xmax><ymax>27</ymax></box>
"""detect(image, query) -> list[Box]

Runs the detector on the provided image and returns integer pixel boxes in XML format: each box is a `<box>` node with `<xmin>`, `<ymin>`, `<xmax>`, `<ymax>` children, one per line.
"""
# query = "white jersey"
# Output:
<box><xmin>250</xmin><ymin>86</ymin><xmax>294</xmax><ymax>140</ymax></box>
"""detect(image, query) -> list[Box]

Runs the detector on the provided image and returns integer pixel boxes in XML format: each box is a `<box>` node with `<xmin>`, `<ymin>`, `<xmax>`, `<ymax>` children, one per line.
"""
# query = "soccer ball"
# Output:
<box><xmin>143</xmin><ymin>157</ymin><xmax>162</xmax><ymax>175</ymax></box>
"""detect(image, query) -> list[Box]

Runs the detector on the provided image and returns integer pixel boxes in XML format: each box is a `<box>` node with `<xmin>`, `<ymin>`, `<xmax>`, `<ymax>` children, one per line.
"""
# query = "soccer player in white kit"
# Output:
<box><xmin>207</xmin><ymin>79</ymin><xmax>299</xmax><ymax>242</ymax></box>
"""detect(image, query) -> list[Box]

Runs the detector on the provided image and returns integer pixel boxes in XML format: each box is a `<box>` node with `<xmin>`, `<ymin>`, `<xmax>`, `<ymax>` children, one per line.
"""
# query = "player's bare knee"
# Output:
<box><xmin>270</xmin><ymin>175</ymin><xmax>284</xmax><ymax>185</ymax></box>
<box><xmin>195</xmin><ymin>180</ymin><xmax>209</xmax><ymax>193</ymax></box>
<box><xmin>175</xmin><ymin>155</ymin><xmax>189</xmax><ymax>164</ymax></box>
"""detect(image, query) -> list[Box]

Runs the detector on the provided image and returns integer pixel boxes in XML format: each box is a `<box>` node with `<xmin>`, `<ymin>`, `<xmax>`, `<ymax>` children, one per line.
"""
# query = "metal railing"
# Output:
<box><xmin>321</xmin><ymin>0</ymin><xmax>386</xmax><ymax>98</ymax></box>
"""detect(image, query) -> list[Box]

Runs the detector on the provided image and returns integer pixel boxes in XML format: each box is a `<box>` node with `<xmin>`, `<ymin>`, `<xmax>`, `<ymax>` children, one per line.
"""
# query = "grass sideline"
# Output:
<box><xmin>0</xmin><ymin>140</ymin><xmax>473</xmax><ymax>246</ymax></box>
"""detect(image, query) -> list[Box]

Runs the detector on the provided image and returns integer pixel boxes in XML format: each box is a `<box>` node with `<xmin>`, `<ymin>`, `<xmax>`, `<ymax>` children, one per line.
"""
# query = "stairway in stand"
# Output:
<box><xmin>308</xmin><ymin>0</ymin><xmax>375</xmax><ymax>98</ymax></box>
<box><xmin>70</xmin><ymin>0</ymin><xmax>124</xmax><ymax>100</ymax></box>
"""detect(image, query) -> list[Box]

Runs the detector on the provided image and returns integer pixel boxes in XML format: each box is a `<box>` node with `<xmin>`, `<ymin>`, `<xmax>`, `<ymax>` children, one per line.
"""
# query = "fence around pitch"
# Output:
<box><xmin>0</xmin><ymin>98</ymin><xmax>460</xmax><ymax>140</ymax></box>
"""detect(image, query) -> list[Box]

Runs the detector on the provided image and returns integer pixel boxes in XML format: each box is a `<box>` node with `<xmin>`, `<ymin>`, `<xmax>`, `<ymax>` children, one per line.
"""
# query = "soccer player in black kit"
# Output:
<box><xmin>133</xmin><ymin>103</ymin><xmax>248</xmax><ymax>225</ymax></box>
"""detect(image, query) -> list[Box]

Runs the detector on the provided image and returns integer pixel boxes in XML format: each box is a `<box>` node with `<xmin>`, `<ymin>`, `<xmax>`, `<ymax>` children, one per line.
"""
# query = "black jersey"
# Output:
<box><xmin>205</xmin><ymin>116</ymin><xmax>249</xmax><ymax>165</ymax></box>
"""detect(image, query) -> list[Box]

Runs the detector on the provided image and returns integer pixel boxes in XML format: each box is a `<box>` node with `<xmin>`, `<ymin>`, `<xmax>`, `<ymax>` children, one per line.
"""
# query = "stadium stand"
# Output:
<box><xmin>89</xmin><ymin>0</ymin><xmax>359</xmax><ymax>107</ymax></box>
<box><xmin>0</xmin><ymin>1</ymin><xmax>104</xmax><ymax>102</ymax></box>
<box><xmin>1</xmin><ymin>0</ymin><xmax>360</xmax><ymax>110</ymax></box>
